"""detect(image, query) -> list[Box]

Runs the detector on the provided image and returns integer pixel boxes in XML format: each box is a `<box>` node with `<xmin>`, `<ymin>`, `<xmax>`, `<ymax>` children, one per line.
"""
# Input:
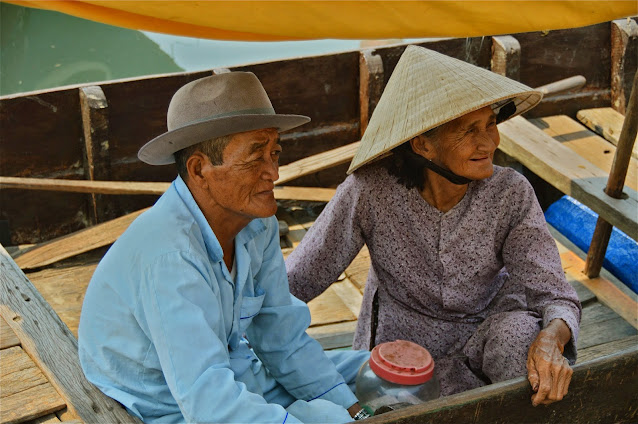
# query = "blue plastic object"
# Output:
<box><xmin>544</xmin><ymin>195</ymin><xmax>637</xmax><ymax>294</ymax></box>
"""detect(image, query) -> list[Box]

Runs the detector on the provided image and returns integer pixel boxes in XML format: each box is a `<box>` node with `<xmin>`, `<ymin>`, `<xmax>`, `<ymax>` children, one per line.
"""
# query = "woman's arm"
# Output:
<box><xmin>501</xmin><ymin>173</ymin><xmax>581</xmax><ymax>405</ymax></box>
<box><xmin>286</xmin><ymin>174</ymin><xmax>368</xmax><ymax>302</ymax></box>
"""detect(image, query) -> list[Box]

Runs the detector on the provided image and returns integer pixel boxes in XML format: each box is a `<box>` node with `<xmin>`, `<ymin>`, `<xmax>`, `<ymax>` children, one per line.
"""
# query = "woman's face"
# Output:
<box><xmin>425</xmin><ymin>106</ymin><xmax>500</xmax><ymax>180</ymax></box>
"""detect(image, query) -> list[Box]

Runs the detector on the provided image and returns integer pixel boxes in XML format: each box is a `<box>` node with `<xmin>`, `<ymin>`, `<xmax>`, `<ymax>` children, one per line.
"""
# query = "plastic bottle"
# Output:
<box><xmin>355</xmin><ymin>340</ymin><xmax>439</xmax><ymax>415</ymax></box>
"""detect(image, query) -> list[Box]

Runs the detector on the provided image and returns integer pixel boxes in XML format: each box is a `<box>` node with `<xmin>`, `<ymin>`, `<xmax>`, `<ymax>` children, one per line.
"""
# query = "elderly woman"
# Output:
<box><xmin>286</xmin><ymin>46</ymin><xmax>581</xmax><ymax>406</ymax></box>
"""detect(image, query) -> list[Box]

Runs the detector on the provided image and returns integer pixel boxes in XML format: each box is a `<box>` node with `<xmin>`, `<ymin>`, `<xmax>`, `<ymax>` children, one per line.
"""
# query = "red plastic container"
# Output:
<box><xmin>355</xmin><ymin>340</ymin><xmax>439</xmax><ymax>414</ymax></box>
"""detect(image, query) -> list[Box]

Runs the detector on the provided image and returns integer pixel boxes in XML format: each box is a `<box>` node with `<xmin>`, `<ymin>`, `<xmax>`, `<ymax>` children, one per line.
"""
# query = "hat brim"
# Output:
<box><xmin>138</xmin><ymin>113</ymin><xmax>310</xmax><ymax>165</ymax></box>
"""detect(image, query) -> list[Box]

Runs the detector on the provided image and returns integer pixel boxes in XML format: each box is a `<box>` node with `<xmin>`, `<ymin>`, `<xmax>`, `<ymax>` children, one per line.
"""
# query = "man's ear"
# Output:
<box><xmin>186</xmin><ymin>152</ymin><xmax>209</xmax><ymax>189</ymax></box>
<box><xmin>410</xmin><ymin>134</ymin><xmax>436</xmax><ymax>160</ymax></box>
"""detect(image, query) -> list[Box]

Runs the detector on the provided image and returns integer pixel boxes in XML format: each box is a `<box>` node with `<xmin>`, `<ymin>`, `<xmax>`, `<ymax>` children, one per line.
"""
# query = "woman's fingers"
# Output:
<box><xmin>531</xmin><ymin>357</ymin><xmax>573</xmax><ymax>406</ymax></box>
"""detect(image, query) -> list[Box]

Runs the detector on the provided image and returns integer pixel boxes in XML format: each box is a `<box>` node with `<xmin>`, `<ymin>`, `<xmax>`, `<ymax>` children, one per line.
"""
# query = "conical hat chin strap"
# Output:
<box><xmin>421</xmin><ymin>158</ymin><xmax>473</xmax><ymax>185</ymax></box>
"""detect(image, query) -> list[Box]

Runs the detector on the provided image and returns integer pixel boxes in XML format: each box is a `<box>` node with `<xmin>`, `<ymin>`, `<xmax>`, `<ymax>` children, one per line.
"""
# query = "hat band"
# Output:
<box><xmin>174</xmin><ymin>106</ymin><xmax>276</xmax><ymax>130</ymax></box>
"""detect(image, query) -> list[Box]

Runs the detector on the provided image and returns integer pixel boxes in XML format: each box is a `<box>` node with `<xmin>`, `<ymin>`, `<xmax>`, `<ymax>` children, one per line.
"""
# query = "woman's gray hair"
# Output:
<box><xmin>174</xmin><ymin>134</ymin><xmax>234</xmax><ymax>180</ymax></box>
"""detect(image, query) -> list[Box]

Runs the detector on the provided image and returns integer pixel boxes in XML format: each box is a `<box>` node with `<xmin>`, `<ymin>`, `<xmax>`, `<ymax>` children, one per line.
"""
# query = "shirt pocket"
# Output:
<box><xmin>239</xmin><ymin>293</ymin><xmax>265</xmax><ymax>334</ymax></box>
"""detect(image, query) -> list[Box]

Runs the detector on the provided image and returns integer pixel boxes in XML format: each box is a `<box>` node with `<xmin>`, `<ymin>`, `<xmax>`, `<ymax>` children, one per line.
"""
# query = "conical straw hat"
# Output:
<box><xmin>348</xmin><ymin>45</ymin><xmax>542</xmax><ymax>174</ymax></box>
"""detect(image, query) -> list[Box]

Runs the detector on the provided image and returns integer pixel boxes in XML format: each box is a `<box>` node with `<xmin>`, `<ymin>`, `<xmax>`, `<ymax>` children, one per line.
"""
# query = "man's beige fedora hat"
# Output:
<box><xmin>138</xmin><ymin>72</ymin><xmax>310</xmax><ymax>165</ymax></box>
<box><xmin>347</xmin><ymin>45</ymin><xmax>543</xmax><ymax>174</ymax></box>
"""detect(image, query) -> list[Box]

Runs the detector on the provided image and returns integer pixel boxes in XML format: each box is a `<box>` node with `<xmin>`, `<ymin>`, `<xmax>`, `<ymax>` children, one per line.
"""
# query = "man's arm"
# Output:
<box><xmin>139</xmin><ymin>251</ymin><xmax>303</xmax><ymax>424</ymax></box>
<box><xmin>248</xmin><ymin>217</ymin><xmax>361</xmax><ymax>412</ymax></box>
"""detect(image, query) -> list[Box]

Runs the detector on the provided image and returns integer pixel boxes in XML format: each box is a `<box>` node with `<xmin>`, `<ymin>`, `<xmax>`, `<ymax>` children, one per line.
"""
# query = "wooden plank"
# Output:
<box><xmin>491</xmin><ymin>36</ymin><xmax>521</xmax><ymax>80</ymax></box>
<box><xmin>79</xmin><ymin>85</ymin><xmax>114</xmax><ymax>224</ymax></box>
<box><xmin>307</xmin><ymin>286</ymin><xmax>357</xmax><ymax>327</ymax></box>
<box><xmin>359</xmin><ymin>49</ymin><xmax>384</xmax><ymax>137</ymax></box>
<box><xmin>344</xmin><ymin>246</ymin><xmax>371</xmax><ymax>293</ymax></box>
<box><xmin>0</xmin><ymin>346</ymin><xmax>66</xmax><ymax>424</ymax></box>
<box><xmin>307</xmin><ymin>321</ymin><xmax>358</xmax><ymax>350</ymax></box>
<box><xmin>529</xmin><ymin>115</ymin><xmax>637</xmax><ymax>191</ymax></box>
<box><xmin>277</xmin><ymin>141</ymin><xmax>360</xmax><ymax>185</ymax></box>
<box><xmin>14</xmin><ymin>208</ymin><xmax>148</xmax><ymax>270</ymax></box>
<box><xmin>611</xmin><ymin>18</ymin><xmax>638</xmax><ymax>115</ymax></box>
<box><xmin>0</xmin><ymin>177</ymin><xmax>336</xmax><ymax>202</ymax></box>
<box><xmin>27</xmin><ymin>264</ymin><xmax>98</xmax><ymax>338</ymax></box>
<box><xmin>1</xmin><ymin>315</ymin><xmax>20</xmax><ymax>349</ymax></box>
<box><xmin>330</xmin><ymin>278</ymin><xmax>364</xmax><ymax>318</ymax></box>
<box><xmin>366</xmin><ymin>346</ymin><xmax>638</xmax><ymax>423</ymax></box>
<box><xmin>576</xmin><ymin>107</ymin><xmax>638</xmax><ymax>159</ymax></box>
<box><xmin>577</xmin><ymin>334</ymin><xmax>638</xmax><ymax>364</ymax></box>
<box><xmin>26</xmin><ymin>414</ymin><xmax>63</xmax><ymax>424</ymax></box>
<box><xmin>0</xmin><ymin>245</ymin><xmax>142</xmax><ymax>423</ymax></box>
<box><xmin>498</xmin><ymin>116</ymin><xmax>638</xmax><ymax>241</ymax></box>
<box><xmin>578</xmin><ymin>313</ymin><xmax>637</xmax><ymax>350</ymax></box>
<box><xmin>560</xmin><ymin>250</ymin><xmax>638</xmax><ymax>330</ymax></box>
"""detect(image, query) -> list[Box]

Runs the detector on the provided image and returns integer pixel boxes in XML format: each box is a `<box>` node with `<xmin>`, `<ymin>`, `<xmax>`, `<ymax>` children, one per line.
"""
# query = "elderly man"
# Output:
<box><xmin>78</xmin><ymin>72</ymin><xmax>370</xmax><ymax>424</ymax></box>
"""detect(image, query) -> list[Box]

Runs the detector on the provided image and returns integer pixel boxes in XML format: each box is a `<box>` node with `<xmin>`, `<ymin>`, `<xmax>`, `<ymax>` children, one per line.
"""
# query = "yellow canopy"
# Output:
<box><xmin>7</xmin><ymin>1</ymin><xmax>637</xmax><ymax>41</ymax></box>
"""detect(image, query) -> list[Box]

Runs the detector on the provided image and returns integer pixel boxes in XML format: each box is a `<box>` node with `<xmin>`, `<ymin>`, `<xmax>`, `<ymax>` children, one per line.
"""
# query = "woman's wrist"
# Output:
<box><xmin>541</xmin><ymin>318</ymin><xmax>572</xmax><ymax>351</ymax></box>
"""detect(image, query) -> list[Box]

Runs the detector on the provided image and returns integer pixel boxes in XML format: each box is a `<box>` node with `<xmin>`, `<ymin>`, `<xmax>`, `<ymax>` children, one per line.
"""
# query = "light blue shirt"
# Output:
<box><xmin>78</xmin><ymin>176</ymin><xmax>358</xmax><ymax>423</ymax></box>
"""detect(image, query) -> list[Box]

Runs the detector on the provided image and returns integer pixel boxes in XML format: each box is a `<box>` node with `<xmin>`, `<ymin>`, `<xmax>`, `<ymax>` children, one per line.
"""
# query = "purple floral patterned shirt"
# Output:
<box><xmin>286</xmin><ymin>163</ymin><xmax>581</xmax><ymax>361</ymax></box>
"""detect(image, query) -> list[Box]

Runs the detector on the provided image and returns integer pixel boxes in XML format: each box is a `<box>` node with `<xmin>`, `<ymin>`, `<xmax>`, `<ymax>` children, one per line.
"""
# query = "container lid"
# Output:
<box><xmin>369</xmin><ymin>340</ymin><xmax>435</xmax><ymax>385</ymax></box>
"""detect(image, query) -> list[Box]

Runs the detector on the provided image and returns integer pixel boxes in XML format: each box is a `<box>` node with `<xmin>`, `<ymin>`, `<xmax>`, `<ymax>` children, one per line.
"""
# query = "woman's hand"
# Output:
<box><xmin>526</xmin><ymin>319</ymin><xmax>573</xmax><ymax>406</ymax></box>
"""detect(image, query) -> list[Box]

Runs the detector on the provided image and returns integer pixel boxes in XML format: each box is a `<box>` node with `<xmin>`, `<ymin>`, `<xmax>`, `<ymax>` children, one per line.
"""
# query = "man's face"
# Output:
<box><xmin>201</xmin><ymin>127</ymin><xmax>281</xmax><ymax>221</ymax></box>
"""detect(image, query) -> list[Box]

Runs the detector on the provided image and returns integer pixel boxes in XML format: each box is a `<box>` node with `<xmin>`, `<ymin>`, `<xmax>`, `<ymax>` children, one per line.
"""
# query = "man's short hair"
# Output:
<box><xmin>174</xmin><ymin>134</ymin><xmax>234</xmax><ymax>180</ymax></box>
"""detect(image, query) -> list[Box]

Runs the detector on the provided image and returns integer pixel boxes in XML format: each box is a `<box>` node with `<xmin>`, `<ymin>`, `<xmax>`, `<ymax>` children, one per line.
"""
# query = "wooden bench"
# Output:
<box><xmin>577</xmin><ymin>107</ymin><xmax>638</xmax><ymax>160</ymax></box>
<box><xmin>498</xmin><ymin>115</ymin><xmax>638</xmax><ymax>241</ymax></box>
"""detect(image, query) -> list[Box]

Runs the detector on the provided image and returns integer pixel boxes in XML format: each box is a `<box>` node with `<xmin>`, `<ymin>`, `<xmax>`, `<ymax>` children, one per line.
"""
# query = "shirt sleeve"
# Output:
<box><xmin>138</xmin><ymin>251</ymin><xmax>303</xmax><ymax>424</ymax></box>
<box><xmin>501</xmin><ymin>176</ymin><xmax>582</xmax><ymax>363</ymax></box>
<box><xmin>247</xmin><ymin>217</ymin><xmax>359</xmax><ymax>411</ymax></box>
<box><xmin>286</xmin><ymin>174</ymin><xmax>368</xmax><ymax>302</ymax></box>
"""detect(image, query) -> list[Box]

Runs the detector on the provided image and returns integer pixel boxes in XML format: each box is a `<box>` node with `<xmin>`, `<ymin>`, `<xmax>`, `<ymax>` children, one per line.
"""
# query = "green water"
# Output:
<box><xmin>0</xmin><ymin>2</ymin><xmax>183</xmax><ymax>95</ymax></box>
<box><xmin>0</xmin><ymin>2</ymin><xmax>365</xmax><ymax>96</ymax></box>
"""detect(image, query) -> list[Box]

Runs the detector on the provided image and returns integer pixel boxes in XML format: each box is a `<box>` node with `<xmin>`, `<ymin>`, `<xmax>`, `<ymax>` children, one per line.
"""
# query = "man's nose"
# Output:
<box><xmin>263</xmin><ymin>157</ymin><xmax>279</xmax><ymax>182</ymax></box>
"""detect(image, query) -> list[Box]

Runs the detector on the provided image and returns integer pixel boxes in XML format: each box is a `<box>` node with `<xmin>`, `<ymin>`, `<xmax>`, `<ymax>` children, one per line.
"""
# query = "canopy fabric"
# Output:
<box><xmin>7</xmin><ymin>1</ymin><xmax>638</xmax><ymax>41</ymax></box>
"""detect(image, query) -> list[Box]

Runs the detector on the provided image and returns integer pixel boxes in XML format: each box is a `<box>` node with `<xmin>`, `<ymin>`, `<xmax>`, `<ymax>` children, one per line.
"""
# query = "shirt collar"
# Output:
<box><xmin>173</xmin><ymin>176</ymin><xmax>267</xmax><ymax>262</ymax></box>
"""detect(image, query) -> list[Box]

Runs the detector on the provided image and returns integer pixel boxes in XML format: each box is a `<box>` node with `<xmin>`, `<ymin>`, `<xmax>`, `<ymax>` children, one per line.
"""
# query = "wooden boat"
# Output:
<box><xmin>1</xmin><ymin>19</ymin><xmax>637</xmax><ymax>423</ymax></box>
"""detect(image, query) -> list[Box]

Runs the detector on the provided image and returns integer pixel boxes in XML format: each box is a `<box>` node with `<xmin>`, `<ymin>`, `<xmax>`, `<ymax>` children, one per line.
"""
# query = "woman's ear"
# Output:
<box><xmin>410</xmin><ymin>134</ymin><xmax>436</xmax><ymax>160</ymax></box>
<box><xmin>186</xmin><ymin>152</ymin><xmax>209</xmax><ymax>189</ymax></box>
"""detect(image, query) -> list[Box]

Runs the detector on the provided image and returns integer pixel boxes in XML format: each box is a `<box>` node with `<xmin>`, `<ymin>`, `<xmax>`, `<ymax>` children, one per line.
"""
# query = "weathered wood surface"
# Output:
<box><xmin>0</xmin><ymin>177</ymin><xmax>336</xmax><ymax>203</ymax></box>
<box><xmin>359</xmin><ymin>49</ymin><xmax>384</xmax><ymax>137</ymax></box>
<box><xmin>0</xmin><ymin>244</ymin><xmax>142</xmax><ymax>423</ymax></box>
<box><xmin>27</xmin><ymin>263</ymin><xmax>98</xmax><ymax>338</ymax></box>
<box><xmin>577</xmin><ymin>334</ymin><xmax>638</xmax><ymax>363</ymax></box>
<box><xmin>14</xmin><ymin>208</ymin><xmax>147</xmax><ymax>270</ymax></box>
<box><xmin>519</xmin><ymin>22</ymin><xmax>612</xmax><ymax>119</ymax></box>
<box><xmin>491</xmin><ymin>36</ymin><xmax>520</xmax><ymax>80</ymax></box>
<box><xmin>560</xmin><ymin>250</ymin><xmax>638</xmax><ymax>330</ymax></box>
<box><xmin>498</xmin><ymin>116</ymin><xmax>638</xmax><ymax>241</ymax></box>
<box><xmin>576</xmin><ymin>107</ymin><xmax>638</xmax><ymax>159</ymax></box>
<box><xmin>1</xmin><ymin>316</ymin><xmax>20</xmax><ymax>350</ymax></box>
<box><xmin>79</xmin><ymin>85</ymin><xmax>114</xmax><ymax>224</ymax></box>
<box><xmin>578</xmin><ymin>302</ymin><xmax>637</xmax><ymax>350</ymax></box>
<box><xmin>611</xmin><ymin>18</ymin><xmax>638</xmax><ymax>115</ymax></box>
<box><xmin>366</xmin><ymin>346</ymin><xmax>638</xmax><ymax>424</ymax></box>
<box><xmin>277</xmin><ymin>141</ymin><xmax>360</xmax><ymax>185</ymax></box>
<box><xmin>0</xmin><ymin>346</ymin><xmax>66</xmax><ymax>424</ymax></box>
<box><xmin>530</xmin><ymin>115</ymin><xmax>637</xmax><ymax>191</ymax></box>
